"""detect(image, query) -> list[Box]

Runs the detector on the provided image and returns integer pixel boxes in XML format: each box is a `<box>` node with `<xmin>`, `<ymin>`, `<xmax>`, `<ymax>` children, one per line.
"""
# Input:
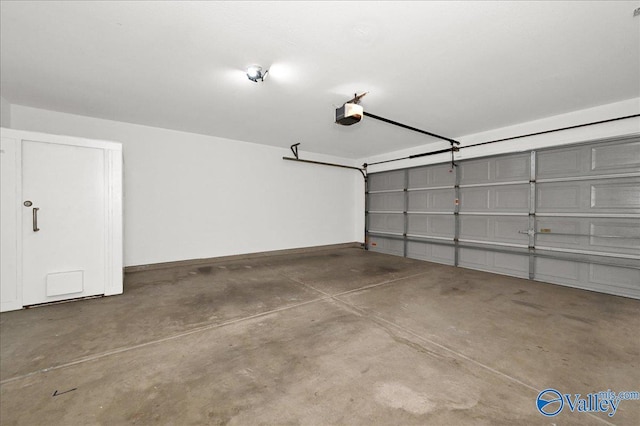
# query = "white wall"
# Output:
<box><xmin>12</xmin><ymin>99</ymin><xmax>636</xmax><ymax>264</ymax></box>
<box><xmin>11</xmin><ymin>105</ymin><xmax>363</xmax><ymax>267</ymax></box>
<box><xmin>0</xmin><ymin>96</ymin><xmax>11</xmax><ymax>127</ymax></box>
<box><xmin>363</xmin><ymin>98</ymin><xmax>640</xmax><ymax>173</ymax></box>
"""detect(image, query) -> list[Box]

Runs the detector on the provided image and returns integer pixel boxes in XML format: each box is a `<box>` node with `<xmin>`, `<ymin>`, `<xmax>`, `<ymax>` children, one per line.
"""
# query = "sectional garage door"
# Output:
<box><xmin>366</xmin><ymin>136</ymin><xmax>640</xmax><ymax>299</ymax></box>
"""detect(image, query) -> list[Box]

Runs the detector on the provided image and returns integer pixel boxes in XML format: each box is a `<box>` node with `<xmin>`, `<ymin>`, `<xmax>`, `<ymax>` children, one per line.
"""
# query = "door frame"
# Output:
<box><xmin>0</xmin><ymin>128</ymin><xmax>122</xmax><ymax>312</ymax></box>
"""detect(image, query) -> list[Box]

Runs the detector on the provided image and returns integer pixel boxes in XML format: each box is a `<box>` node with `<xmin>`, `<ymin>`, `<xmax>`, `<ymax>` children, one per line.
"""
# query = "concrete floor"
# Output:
<box><xmin>1</xmin><ymin>246</ymin><xmax>638</xmax><ymax>425</ymax></box>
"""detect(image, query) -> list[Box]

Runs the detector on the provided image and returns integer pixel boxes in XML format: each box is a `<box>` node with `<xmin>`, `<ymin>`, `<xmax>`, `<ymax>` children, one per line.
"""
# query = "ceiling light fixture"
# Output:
<box><xmin>246</xmin><ymin>65</ymin><xmax>268</xmax><ymax>82</ymax></box>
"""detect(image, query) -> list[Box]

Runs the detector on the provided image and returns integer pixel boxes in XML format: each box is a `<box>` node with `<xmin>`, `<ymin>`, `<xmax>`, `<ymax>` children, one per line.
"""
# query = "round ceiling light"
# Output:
<box><xmin>246</xmin><ymin>65</ymin><xmax>267</xmax><ymax>82</ymax></box>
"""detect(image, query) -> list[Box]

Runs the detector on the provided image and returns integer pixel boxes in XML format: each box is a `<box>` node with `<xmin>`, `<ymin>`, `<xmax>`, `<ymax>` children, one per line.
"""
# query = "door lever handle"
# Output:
<box><xmin>33</xmin><ymin>207</ymin><xmax>40</xmax><ymax>232</ymax></box>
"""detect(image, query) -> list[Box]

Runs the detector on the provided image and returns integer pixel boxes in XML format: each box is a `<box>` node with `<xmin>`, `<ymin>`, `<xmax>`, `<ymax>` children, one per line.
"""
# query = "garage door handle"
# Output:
<box><xmin>33</xmin><ymin>207</ymin><xmax>40</xmax><ymax>232</ymax></box>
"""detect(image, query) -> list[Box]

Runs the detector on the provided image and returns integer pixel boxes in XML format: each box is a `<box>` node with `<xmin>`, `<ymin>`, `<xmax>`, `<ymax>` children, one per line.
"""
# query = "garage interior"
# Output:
<box><xmin>1</xmin><ymin>1</ymin><xmax>639</xmax><ymax>425</ymax></box>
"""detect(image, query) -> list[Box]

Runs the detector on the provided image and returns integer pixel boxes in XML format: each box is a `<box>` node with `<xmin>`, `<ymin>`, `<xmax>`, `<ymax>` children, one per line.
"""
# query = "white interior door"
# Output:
<box><xmin>22</xmin><ymin>140</ymin><xmax>106</xmax><ymax>306</ymax></box>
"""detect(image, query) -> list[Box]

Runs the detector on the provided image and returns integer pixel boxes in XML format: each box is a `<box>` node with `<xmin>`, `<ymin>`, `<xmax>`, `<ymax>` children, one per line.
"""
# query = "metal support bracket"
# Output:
<box><xmin>290</xmin><ymin>143</ymin><xmax>300</xmax><ymax>159</ymax></box>
<box><xmin>450</xmin><ymin>142</ymin><xmax>459</xmax><ymax>169</ymax></box>
<box><xmin>347</xmin><ymin>92</ymin><xmax>369</xmax><ymax>105</ymax></box>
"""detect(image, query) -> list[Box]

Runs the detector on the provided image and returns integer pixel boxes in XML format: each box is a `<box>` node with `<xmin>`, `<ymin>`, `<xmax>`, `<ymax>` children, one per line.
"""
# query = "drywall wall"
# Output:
<box><xmin>0</xmin><ymin>96</ymin><xmax>10</xmax><ymax>127</ymax></box>
<box><xmin>11</xmin><ymin>105</ymin><xmax>364</xmax><ymax>266</ymax></box>
<box><xmin>12</xmin><ymin>98</ymin><xmax>634</xmax><ymax>259</ymax></box>
<box><xmin>364</xmin><ymin>98</ymin><xmax>640</xmax><ymax>173</ymax></box>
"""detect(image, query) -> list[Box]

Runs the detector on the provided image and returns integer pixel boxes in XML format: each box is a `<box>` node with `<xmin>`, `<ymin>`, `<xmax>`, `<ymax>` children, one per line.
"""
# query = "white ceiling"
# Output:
<box><xmin>1</xmin><ymin>1</ymin><xmax>639</xmax><ymax>159</ymax></box>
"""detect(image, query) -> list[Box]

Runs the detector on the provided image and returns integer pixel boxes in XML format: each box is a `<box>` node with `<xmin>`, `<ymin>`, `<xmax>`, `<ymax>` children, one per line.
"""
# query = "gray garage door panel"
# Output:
<box><xmin>591</xmin><ymin>140</ymin><xmax>640</xmax><ymax>173</ymax></box>
<box><xmin>459</xmin><ymin>215</ymin><xmax>529</xmax><ymax>245</ymax></box>
<box><xmin>368</xmin><ymin>170</ymin><xmax>405</xmax><ymax>191</ymax></box>
<box><xmin>368</xmin><ymin>236</ymin><xmax>404</xmax><ymax>256</ymax></box>
<box><xmin>407</xmin><ymin>214</ymin><xmax>455</xmax><ymax>238</ymax></box>
<box><xmin>535</xmin><ymin>258</ymin><xmax>640</xmax><ymax>299</ymax></box>
<box><xmin>369</xmin><ymin>192</ymin><xmax>404</xmax><ymax>212</ymax></box>
<box><xmin>459</xmin><ymin>184</ymin><xmax>530</xmax><ymax>212</ymax></box>
<box><xmin>460</xmin><ymin>153</ymin><xmax>530</xmax><ymax>185</ymax></box>
<box><xmin>366</xmin><ymin>137</ymin><xmax>640</xmax><ymax>299</ymax></box>
<box><xmin>537</xmin><ymin>138</ymin><xmax>640</xmax><ymax>179</ymax></box>
<box><xmin>407</xmin><ymin>241</ymin><xmax>455</xmax><ymax>265</ymax></box>
<box><xmin>409</xmin><ymin>164</ymin><xmax>455</xmax><ymax>188</ymax></box>
<box><xmin>408</xmin><ymin>189</ymin><xmax>455</xmax><ymax>212</ymax></box>
<box><xmin>537</xmin><ymin>178</ymin><xmax>640</xmax><ymax>213</ymax></box>
<box><xmin>458</xmin><ymin>248</ymin><xmax>529</xmax><ymax>278</ymax></box>
<box><xmin>535</xmin><ymin>217</ymin><xmax>640</xmax><ymax>255</ymax></box>
<box><xmin>368</xmin><ymin>213</ymin><xmax>404</xmax><ymax>234</ymax></box>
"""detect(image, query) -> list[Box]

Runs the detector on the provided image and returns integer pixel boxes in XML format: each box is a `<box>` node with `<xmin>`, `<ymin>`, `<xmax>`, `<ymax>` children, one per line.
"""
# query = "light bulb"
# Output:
<box><xmin>247</xmin><ymin>66</ymin><xmax>261</xmax><ymax>78</ymax></box>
